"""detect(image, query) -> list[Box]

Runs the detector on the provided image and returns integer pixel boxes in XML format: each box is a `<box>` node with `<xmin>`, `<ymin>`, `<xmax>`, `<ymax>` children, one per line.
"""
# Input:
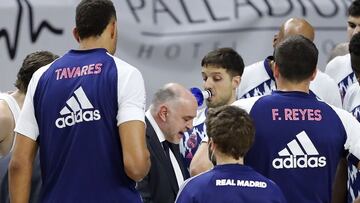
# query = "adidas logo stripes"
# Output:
<box><xmin>55</xmin><ymin>86</ymin><xmax>101</xmax><ymax>128</ymax></box>
<box><xmin>272</xmin><ymin>131</ymin><xmax>326</xmax><ymax>169</ymax></box>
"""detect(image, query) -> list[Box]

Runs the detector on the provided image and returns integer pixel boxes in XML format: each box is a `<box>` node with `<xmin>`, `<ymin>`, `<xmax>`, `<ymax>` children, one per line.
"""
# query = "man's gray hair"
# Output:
<box><xmin>150</xmin><ymin>87</ymin><xmax>180</xmax><ymax>113</ymax></box>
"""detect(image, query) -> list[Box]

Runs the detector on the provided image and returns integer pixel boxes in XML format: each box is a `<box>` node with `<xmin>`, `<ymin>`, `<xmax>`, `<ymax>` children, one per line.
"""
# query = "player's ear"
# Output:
<box><xmin>310</xmin><ymin>68</ymin><xmax>317</xmax><ymax>81</ymax></box>
<box><xmin>73</xmin><ymin>27</ymin><xmax>80</xmax><ymax>43</ymax></box>
<box><xmin>273</xmin><ymin>62</ymin><xmax>280</xmax><ymax>79</ymax></box>
<box><xmin>232</xmin><ymin>75</ymin><xmax>241</xmax><ymax>89</ymax></box>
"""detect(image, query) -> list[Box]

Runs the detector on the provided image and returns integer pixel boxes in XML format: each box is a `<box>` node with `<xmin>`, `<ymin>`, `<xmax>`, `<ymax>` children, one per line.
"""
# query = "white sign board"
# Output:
<box><xmin>0</xmin><ymin>0</ymin><xmax>352</xmax><ymax>105</ymax></box>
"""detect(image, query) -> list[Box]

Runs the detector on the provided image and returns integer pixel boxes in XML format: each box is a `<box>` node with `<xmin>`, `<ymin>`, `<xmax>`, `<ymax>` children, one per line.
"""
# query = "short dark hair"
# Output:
<box><xmin>350</xmin><ymin>32</ymin><xmax>360</xmax><ymax>77</ymax></box>
<box><xmin>274</xmin><ymin>35</ymin><xmax>318</xmax><ymax>83</ymax></box>
<box><xmin>348</xmin><ymin>0</ymin><xmax>360</xmax><ymax>17</ymax></box>
<box><xmin>201</xmin><ymin>48</ymin><xmax>244</xmax><ymax>77</ymax></box>
<box><xmin>76</xmin><ymin>0</ymin><xmax>117</xmax><ymax>39</ymax></box>
<box><xmin>15</xmin><ymin>51</ymin><xmax>59</xmax><ymax>93</ymax></box>
<box><xmin>206</xmin><ymin>105</ymin><xmax>255</xmax><ymax>160</ymax></box>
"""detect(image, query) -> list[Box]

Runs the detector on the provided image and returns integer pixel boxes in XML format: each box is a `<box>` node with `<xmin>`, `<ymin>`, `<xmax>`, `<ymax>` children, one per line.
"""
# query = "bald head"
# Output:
<box><xmin>274</xmin><ymin>18</ymin><xmax>315</xmax><ymax>48</ymax></box>
<box><xmin>165</xmin><ymin>83</ymin><xmax>196</xmax><ymax>102</ymax></box>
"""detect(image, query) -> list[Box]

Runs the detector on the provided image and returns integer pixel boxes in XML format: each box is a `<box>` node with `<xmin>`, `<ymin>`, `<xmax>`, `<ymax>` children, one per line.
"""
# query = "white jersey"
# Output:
<box><xmin>341</xmin><ymin>82</ymin><xmax>360</xmax><ymax>202</ymax></box>
<box><xmin>237</xmin><ymin>58</ymin><xmax>276</xmax><ymax>99</ymax></box>
<box><xmin>238</xmin><ymin>58</ymin><xmax>342</xmax><ymax>108</ymax></box>
<box><xmin>325</xmin><ymin>54</ymin><xmax>357</xmax><ymax>100</ymax></box>
<box><xmin>343</xmin><ymin>82</ymin><xmax>360</xmax><ymax>118</ymax></box>
<box><xmin>180</xmin><ymin>106</ymin><xmax>207</xmax><ymax>169</ymax></box>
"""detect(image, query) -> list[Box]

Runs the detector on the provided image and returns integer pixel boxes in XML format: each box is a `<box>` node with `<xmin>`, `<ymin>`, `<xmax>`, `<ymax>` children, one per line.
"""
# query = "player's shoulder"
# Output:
<box><xmin>0</xmin><ymin>99</ymin><xmax>14</xmax><ymax>128</ymax></box>
<box><xmin>315</xmin><ymin>70</ymin><xmax>336</xmax><ymax>83</ymax></box>
<box><xmin>312</xmin><ymin>69</ymin><xmax>338</xmax><ymax>90</ymax></box>
<box><xmin>187</xmin><ymin>168</ymin><xmax>214</xmax><ymax>186</ymax></box>
<box><xmin>232</xmin><ymin>96</ymin><xmax>263</xmax><ymax>113</ymax></box>
<box><xmin>244</xmin><ymin>60</ymin><xmax>266</xmax><ymax>74</ymax></box>
<box><xmin>109</xmin><ymin>55</ymin><xmax>140</xmax><ymax>73</ymax></box>
<box><xmin>327</xmin><ymin>53</ymin><xmax>350</xmax><ymax>66</ymax></box>
<box><xmin>326</xmin><ymin>101</ymin><xmax>356</xmax><ymax>122</ymax></box>
<box><xmin>178</xmin><ymin>169</ymin><xmax>212</xmax><ymax>193</ymax></box>
<box><xmin>325</xmin><ymin>54</ymin><xmax>350</xmax><ymax>73</ymax></box>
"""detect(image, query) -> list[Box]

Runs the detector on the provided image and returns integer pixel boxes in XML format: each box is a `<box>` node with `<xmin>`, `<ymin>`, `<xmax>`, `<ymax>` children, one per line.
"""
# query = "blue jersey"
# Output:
<box><xmin>176</xmin><ymin>164</ymin><xmax>286</xmax><ymax>203</ymax></box>
<box><xmin>15</xmin><ymin>48</ymin><xmax>146</xmax><ymax>202</ymax></box>
<box><xmin>233</xmin><ymin>91</ymin><xmax>360</xmax><ymax>203</ymax></box>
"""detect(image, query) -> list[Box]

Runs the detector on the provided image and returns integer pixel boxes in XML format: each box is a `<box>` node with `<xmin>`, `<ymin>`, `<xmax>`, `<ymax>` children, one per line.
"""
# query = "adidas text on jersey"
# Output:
<box><xmin>55</xmin><ymin>86</ymin><xmax>101</xmax><ymax>128</ymax></box>
<box><xmin>272</xmin><ymin>131</ymin><xmax>326</xmax><ymax>169</ymax></box>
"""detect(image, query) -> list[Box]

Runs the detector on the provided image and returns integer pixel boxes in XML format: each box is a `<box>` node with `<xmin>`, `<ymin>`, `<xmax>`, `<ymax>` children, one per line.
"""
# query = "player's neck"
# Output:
<box><xmin>227</xmin><ymin>91</ymin><xmax>237</xmax><ymax>105</ymax></box>
<box><xmin>276</xmin><ymin>78</ymin><xmax>310</xmax><ymax>93</ymax></box>
<box><xmin>10</xmin><ymin>90</ymin><xmax>25</xmax><ymax>109</ymax></box>
<box><xmin>78</xmin><ymin>36</ymin><xmax>110</xmax><ymax>53</ymax></box>
<box><xmin>215</xmin><ymin>152</ymin><xmax>244</xmax><ymax>165</ymax></box>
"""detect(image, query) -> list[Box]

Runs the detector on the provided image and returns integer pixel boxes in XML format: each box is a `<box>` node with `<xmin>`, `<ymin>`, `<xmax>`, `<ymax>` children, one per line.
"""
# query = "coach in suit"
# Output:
<box><xmin>137</xmin><ymin>83</ymin><xmax>197</xmax><ymax>203</ymax></box>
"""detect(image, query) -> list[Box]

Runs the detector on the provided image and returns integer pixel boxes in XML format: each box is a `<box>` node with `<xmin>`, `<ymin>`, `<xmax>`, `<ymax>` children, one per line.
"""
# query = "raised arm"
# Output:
<box><xmin>189</xmin><ymin>141</ymin><xmax>213</xmax><ymax>176</ymax></box>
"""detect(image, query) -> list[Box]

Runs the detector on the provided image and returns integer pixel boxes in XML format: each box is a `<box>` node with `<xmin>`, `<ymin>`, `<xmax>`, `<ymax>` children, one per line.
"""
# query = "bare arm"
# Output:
<box><xmin>9</xmin><ymin>133</ymin><xmax>38</xmax><ymax>203</ymax></box>
<box><xmin>189</xmin><ymin>142</ymin><xmax>213</xmax><ymax>177</ymax></box>
<box><xmin>119</xmin><ymin>120</ymin><xmax>150</xmax><ymax>181</ymax></box>
<box><xmin>331</xmin><ymin>157</ymin><xmax>347</xmax><ymax>203</ymax></box>
<box><xmin>0</xmin><ymin>101</ymin><xmax>15</xmax><ymax>157</ymax></box>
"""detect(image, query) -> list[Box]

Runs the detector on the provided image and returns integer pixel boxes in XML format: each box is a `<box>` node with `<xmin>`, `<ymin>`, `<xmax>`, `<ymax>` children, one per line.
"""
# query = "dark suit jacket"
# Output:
<box><xmin>137</xmin><ymin>118</ymin><xmax>189</xmax><ymax>203</ymax></box>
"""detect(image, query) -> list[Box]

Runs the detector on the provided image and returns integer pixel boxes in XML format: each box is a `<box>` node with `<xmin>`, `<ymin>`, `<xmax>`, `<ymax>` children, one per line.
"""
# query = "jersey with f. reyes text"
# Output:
<box><xmin>15</xmin><ymin>48</ymin><xmax>146</xmax><ymax>203</ymax></box>
<box><xmin>233</xmin><ymin>91</ymin><xmax>360</xmax><ymax>203</ymax></box>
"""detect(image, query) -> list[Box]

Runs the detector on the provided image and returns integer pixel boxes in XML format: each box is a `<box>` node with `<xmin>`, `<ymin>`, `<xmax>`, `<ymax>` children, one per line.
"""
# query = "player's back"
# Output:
<box><xmin>31</xmin><ymin>48</ymin><xmax>142</xmax><ymax>202</ymax></box>
<box><xmin>234</xmin><ymin>91</ymin><xmax>353</xmax><ymax>203</ymax></box>
<box><xmin>176</xmin><ymin>164</ymin><xmax>286</xmax><ymax>203</ymax></box>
